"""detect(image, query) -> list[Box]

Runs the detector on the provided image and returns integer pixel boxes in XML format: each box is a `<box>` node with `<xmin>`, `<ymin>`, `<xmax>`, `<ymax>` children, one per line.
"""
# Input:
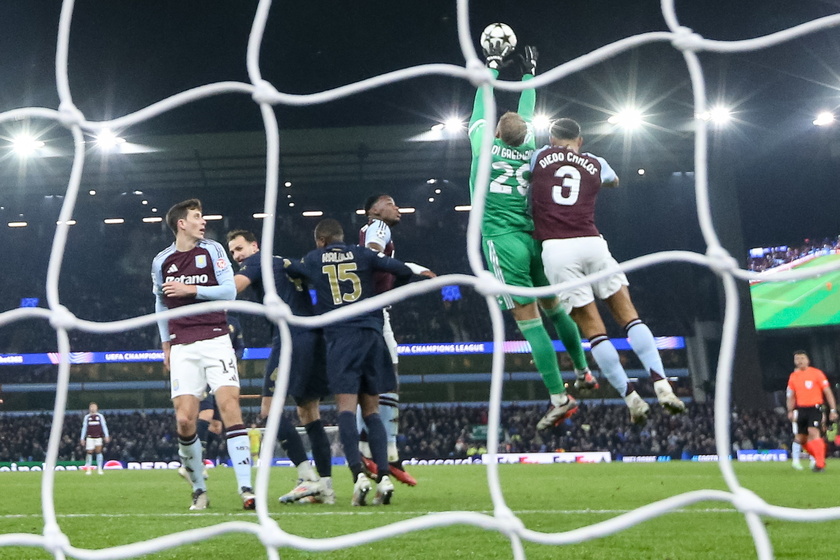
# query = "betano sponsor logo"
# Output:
<box><xmin>164</xmin><ymin>274</ymin><xmax>209</xmax><ymax>284</ymax></box>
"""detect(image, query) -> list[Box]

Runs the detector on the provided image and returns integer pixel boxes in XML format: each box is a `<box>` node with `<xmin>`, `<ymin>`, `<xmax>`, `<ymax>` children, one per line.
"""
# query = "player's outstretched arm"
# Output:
<box><xmin>517</xmin><ymin>46</ymin><xmax>537</xmax><ymax>121</ymax></box>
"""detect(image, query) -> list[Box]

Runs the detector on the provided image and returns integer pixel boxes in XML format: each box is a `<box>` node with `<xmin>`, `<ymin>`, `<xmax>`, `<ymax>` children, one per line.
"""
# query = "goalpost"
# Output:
<box><xmin>2</xmin><ymin>0</ymin><xmax>840</xmax><ymax>559</ymax></box>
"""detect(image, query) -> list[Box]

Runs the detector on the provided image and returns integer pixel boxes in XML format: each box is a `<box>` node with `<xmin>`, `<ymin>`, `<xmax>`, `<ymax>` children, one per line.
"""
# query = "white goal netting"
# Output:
<box><xmin>2</xmin><ymin>0</ymin><xmax>840</xmax><ymax>559</ymax></box>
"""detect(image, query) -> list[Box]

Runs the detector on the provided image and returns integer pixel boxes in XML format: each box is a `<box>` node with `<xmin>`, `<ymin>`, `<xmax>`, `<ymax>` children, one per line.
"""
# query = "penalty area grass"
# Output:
<box><xmin>0</xmin><ymin>461</ymin><xmax>838</xmax><ymax>559</ymax></box>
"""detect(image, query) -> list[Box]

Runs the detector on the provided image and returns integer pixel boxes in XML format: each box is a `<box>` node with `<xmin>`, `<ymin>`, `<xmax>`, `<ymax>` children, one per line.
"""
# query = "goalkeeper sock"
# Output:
<box><xmin>337</xmin><ymin>411</ymin><xmax>362</xmax><ymax>480</ymax></box>
<box><xmin>305</xmin><ymin>419</ymin><xmax>332</xmax><ymax>478</ymax></box>
<box><xmin>178</xmin><ymin>433</ymin><xmax>206</xmax><ymax>491</ymax></box>
<box><xmin>278</xmin><ymin>419</ymin><xmax>308</xmax><ymax>466</ymax></box>
<box><xmin>224</xmin><ymin>424</ymin><xmax>253</xmax><ymax>490</ymax></box>
<box><xmin>625</xmin><ymin>320</ymin><xmax>666</xmax><ymax>382</ymax></box>
<box><xmin>590</xmin><ymin>335</ymin><xmax>631</xmax><ymax>396</ymax></box>
<box><xmin>363</xmin><ymin>412</ymin><xmax>389</xmax><ymax>481</ymax></box>
<box><xmin>542</xmin><ymin>304</ymin><xmax>588</xmax><ymax>372</ymax></box>
<box><xmin>516</xmin><ymin>318</ymin><xmax>565</xmax><ymax>395</ymax></box>
<box><xmin>379</xmin><ymin>393</ymin><xmax>400</xmax><ymax>462</ymax></box>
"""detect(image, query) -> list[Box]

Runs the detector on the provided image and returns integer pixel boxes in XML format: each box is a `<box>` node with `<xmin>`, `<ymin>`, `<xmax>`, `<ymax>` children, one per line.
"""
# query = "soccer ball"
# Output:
<box><xmin>480</xmin><ymin>23</ymin><xmax>517</xmax><ymax>57</ymax></box>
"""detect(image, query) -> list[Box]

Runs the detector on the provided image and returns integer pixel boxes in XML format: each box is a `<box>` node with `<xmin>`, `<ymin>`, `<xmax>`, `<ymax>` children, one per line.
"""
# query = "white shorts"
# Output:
<box><xmin>382</xmin><ymin>308</ymin><xmax>399</xmax><ymax>366</ymax></box>
<box><xmin>170</xmin><ymin>334</ymin><xmax>240</xmax><ymax>399</ymax></box>
<box><xmin>541</xmin><ymin>236</ymin><xmax>629</xmax><ymax>311</ymax></box>
<box><xmin>85</xmin><ymin>437</ymin><xmax>103</xmax><ymax>451</ymax></box>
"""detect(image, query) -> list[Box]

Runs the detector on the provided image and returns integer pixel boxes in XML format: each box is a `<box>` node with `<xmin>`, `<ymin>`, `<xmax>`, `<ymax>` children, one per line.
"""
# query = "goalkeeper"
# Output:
<box><xmin>468</xmin><ymin>40</ymin><xmax>594</xmax><ymax>430</ymax></box>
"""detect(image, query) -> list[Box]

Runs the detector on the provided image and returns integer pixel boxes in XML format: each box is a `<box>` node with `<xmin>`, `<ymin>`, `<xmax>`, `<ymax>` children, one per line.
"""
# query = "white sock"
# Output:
<box><xmin>84</xmin><ymin>454</ymin><xmax>92</xmax><ymax>469</ymax></box>
<box><xmin>792</xmin><ymin>441</ymin><xmax>802</xmax><ymax>462</ymax></box>
<box><xmin>626</xmin><ymin>321</ymin><xmax>666</xmax><ymax>381</ymax></box>
<box><xmin>225</xmin><ymin>428</ymin><xmax>253</xmax><ymax>491</ymax></box>
<box><xmin>179</xmin><ymin>435</ymin><xmax>206</xmax><ymax>491</ymax></box>
<box><xmin>590</xmin><ymin>336</ymin><xmax>630</xmax><ymax>396</ymax></box>
<box><xmin>380</xmin><ymin>393</ymin><xmax>400</xmax><ymax>462</ymax></box>
<box><xmin>297</xmin><ymin>460</ymin><xmax>317</xmax><ymax>481</ymax></box>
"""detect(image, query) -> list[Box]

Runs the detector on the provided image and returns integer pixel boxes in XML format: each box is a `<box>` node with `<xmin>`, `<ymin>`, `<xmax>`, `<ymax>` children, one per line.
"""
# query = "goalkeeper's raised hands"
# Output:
<box><xmin>483</xmin><ymin>39</ymin><xmax>514</xmax><ymax>70</ymax></box>
<box><xmin>519</xmin><ymin>45</ymin><xmax>538</xmax><ymax>76</ymax></box>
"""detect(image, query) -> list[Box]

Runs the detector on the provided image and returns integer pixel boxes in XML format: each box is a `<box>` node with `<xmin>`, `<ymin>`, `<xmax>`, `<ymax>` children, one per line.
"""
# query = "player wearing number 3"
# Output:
<box><xmin>530</xmin><ymin>119</ymin><xmax>685</xmax><ymax>424</ymax></box>
<box><xmin>468</xmin><ymin>39</ymin><xmax>594</xmax><ymax>430</ymax></box>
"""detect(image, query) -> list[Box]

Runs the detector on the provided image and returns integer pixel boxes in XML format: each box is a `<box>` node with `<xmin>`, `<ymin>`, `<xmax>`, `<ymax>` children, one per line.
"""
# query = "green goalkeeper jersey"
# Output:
<box><xmin>468</xmin><ymin>69</ymin><xmax>536</xmax><ymax>237</ymax></box>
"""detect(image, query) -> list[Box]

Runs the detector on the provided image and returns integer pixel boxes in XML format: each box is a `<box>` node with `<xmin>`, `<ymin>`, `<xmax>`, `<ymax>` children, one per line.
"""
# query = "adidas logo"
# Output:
<box><xmin>167</xmin><ymin>264</ymin><xmax>178</xmax><ymax>273</ymax></box>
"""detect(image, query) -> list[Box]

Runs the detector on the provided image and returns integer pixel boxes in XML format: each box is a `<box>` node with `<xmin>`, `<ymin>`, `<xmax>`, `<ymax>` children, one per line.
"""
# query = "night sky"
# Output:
<box><xmin>2</xmin><ymin>0</ymin><xmax>840</xmax><ymax>246</ymax></box>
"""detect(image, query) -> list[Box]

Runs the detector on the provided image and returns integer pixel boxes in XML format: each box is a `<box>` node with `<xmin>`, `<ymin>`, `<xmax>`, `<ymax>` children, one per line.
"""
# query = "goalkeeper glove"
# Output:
<box><xmin>483</xmin><ymin>40</ymin><xmax>513</xmax><ymax>70</ymax></box>
<box><xmin>519</xmin><ymin>45</ymin><xmax>538</xmax><ymax>76</ymax></box>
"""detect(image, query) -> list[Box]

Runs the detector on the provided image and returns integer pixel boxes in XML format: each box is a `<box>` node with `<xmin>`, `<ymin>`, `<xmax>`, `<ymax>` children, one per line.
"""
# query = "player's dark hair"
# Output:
<box><xmin>364</xmin><ymin>194</ymin><xmax>389</xmax><ymax>215</ymax></box>
<box><xmin>496</xmin><ymin>112</ymin><xmax>527</xmax><ymax>147</ymax></box>
<box><xmin>165</xmin><ymin>198</ymin><xmax>202</xmax><ymax>235</ymax></box>
<box><xmin>314</xmin><ymin>218</ymin><xmax>344</xmax><ymax>244</ymax></box>
<box><xmin>793</xmin><ymin>350</ymin><xmax>809</xmax><ymax>357</ymax></box>
<box><xmin>550</xmin><ymin>118</ymin><xmax>581</xmax><ymax>141</ymax></box>
<box><xmin>226</xmin><ymin>229</ymin><xmax>257</xmax><ymax>244</ymax></box>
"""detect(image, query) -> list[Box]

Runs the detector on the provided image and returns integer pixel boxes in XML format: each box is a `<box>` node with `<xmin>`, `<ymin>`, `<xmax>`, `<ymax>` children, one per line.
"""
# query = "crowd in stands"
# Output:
<box><xmin>0</xmin><ymin>402</ymin><xmax>807</xmax><ymax>465</ymax></box>
<box><xmin>2</xmin><ymin>204</ymin><xmax>696</xmax><ymax>358</ymax></box>
<box><xmin>748</xmin><ymin>236</ymin><xmax>840</xmax><ymax>273</ymax></box>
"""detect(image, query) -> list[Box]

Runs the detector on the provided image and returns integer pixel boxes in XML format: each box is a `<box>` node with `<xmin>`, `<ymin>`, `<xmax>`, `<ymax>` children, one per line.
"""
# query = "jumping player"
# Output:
<box><xmin>285</xmin><ymin>218</ymin><xmax>433</xmax><ymax>506</ymax></box>
<box><xmin>357</xmin><ymin>193</ymin><xmax>433</xmax><ymax>486</ymax></box>
<box><xmin>152</xmin><ymin>198</ymin><xmax>255</xmax><ymax>511</ymax></box>
<box><xmin>529</xmin><ymin>118</ymin><xmax>686</xmax><ymax>424</ymax></box>
<box><xmin>80</xmin><ymin>402</ymin><xmax>110</xmax><ymax>475</ymax></box>
<box><xmin>469</xmin><ymin>41</ymin><xmax>594</xmax><ymax>430</ymax></box>
<box><xmin>227</xmin><ymin>229</ymin><xmax>335</xmax><ymax>504</ymax></box>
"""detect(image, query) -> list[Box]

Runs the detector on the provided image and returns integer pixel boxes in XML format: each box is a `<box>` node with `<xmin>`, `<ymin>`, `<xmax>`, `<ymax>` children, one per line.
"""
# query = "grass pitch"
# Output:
<box><xmin>0</xmin><ymin>461</ymin><xmax>838</xmax><ymax>559</ymax></box>
<box><xmin>750</xmin><ymin>253</ymin><xmax>840</xmax><ymax>330</ymax></box>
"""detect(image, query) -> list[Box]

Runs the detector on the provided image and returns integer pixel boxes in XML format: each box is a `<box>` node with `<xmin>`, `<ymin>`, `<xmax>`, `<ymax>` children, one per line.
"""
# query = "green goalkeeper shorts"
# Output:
<box><xmin>482</xmin><ymin>231</ymin><xmax>550</xmax><ymax>310</ymax></box>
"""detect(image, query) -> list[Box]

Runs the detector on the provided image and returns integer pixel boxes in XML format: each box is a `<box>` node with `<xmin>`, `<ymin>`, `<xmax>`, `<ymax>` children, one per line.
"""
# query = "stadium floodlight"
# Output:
<box><xmin>638</xmin><ymin>169</ymin><xmax>645</xmax><ymax>175</ymax></box>
<box><xmin>454</xmin><ymin>205</ymin><xmax>472</xmax><ymax>212</ymax></box>
<box><xmin>430</xmin><ymin>123</ymin><xmax>445</xmax><ymax>131</ymax></box>
<box><xmin>142</xmin><ymin>217</ymin><xmax>162</xmax><ymax>223</ymax></box>
<box><xmin>813</xmin><ymin>111</ymin><xmax>835</xmax><ymax>126</ymax></box>
<box><xmin>94</xmin><ymin>129</ymin><xmax>125</xmax><ymax>151</ymax></box>
<box><xmin>428</xmin><ymin>197</ymin><xmax>435</xmax><ymax>203</ymax></box>
<box><xmin>607</xmin><ymin>109</ymin><xmax>644</xmax><ymax>129</ymax></box>
<box><xmin>355</xmin><ymin>209</ymin><xmax>365</xmax><ymax>215</ymax></box>
<box><xmin>11</xmin><ymin>135</ymin><xmax>45</xmax><ymax>157</ymax></box>
<box><xmin>289</xmin><ymin>202</ymin><xmax>295</xmax><ymax>207</ymax></box>
<box><xmin>253</xmin><ymin>212</ymin><xmax>270</xmax><ymax>219</ymax></box>
<box><xmin>284</xmin><ymin>181</ymin><xmax>292</xmax><ymax>187</ymax></box>
<box><xmin>532</xmin><ymin>113</ymin><xmax>551</xmax><ymax>131</ymax></box>
<box><xmin>434</xmin><ymin>188</ymin><xmax>441</xmax><ymax>194</ymax></box>
<box><xmin>399</xmin><ymin>207</ymin><xmax>415</xmax><ymax>214</ymax></box>
<box><xmin>203</xmin><ymin>214</ymin><xmax>223</xmax><ymax>221</ymax></box>
<box><xmin>302</xmin><ymin>210</ymin><xmax>323</xmax><ymax>217</ymax></box>
<box><xmin>8</xmin><ymin>221</ymin><xmax>28</xmax><ymax>228</ymax></box>
<box><xmin>56</xmin><ymin>220</ymin><xmax>77</xmax><ymax>226</ymax></box>
<box><xmin>103</xmin><ymin>218</ymin><xmax>124</xmax><ymax>224</ymax></box>
<box><xmin>141</xmin><ymin>200</ymin><xmax>148</xmax><ymax>205</ymax></box>
<box><xmin>697</xmin><ymin>106</ymin><xmax>732</xmax><ymax>126</ymax></box>
<box><xmin>443</xmin><ymin>117</ymin><xmax>464</xmax><ymax>131</ymax></box>
<box><xmin>89</xmin><ymin>190</ymin><xmax>96</xmax><ymax>196</ymax></box>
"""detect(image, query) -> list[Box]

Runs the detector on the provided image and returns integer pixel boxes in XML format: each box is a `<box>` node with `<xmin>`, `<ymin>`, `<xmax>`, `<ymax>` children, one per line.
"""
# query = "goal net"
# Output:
<box><xmin>2</xmin><ymin>1</ymin><xmax>840</xmax><ymax>559</ymax></box>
